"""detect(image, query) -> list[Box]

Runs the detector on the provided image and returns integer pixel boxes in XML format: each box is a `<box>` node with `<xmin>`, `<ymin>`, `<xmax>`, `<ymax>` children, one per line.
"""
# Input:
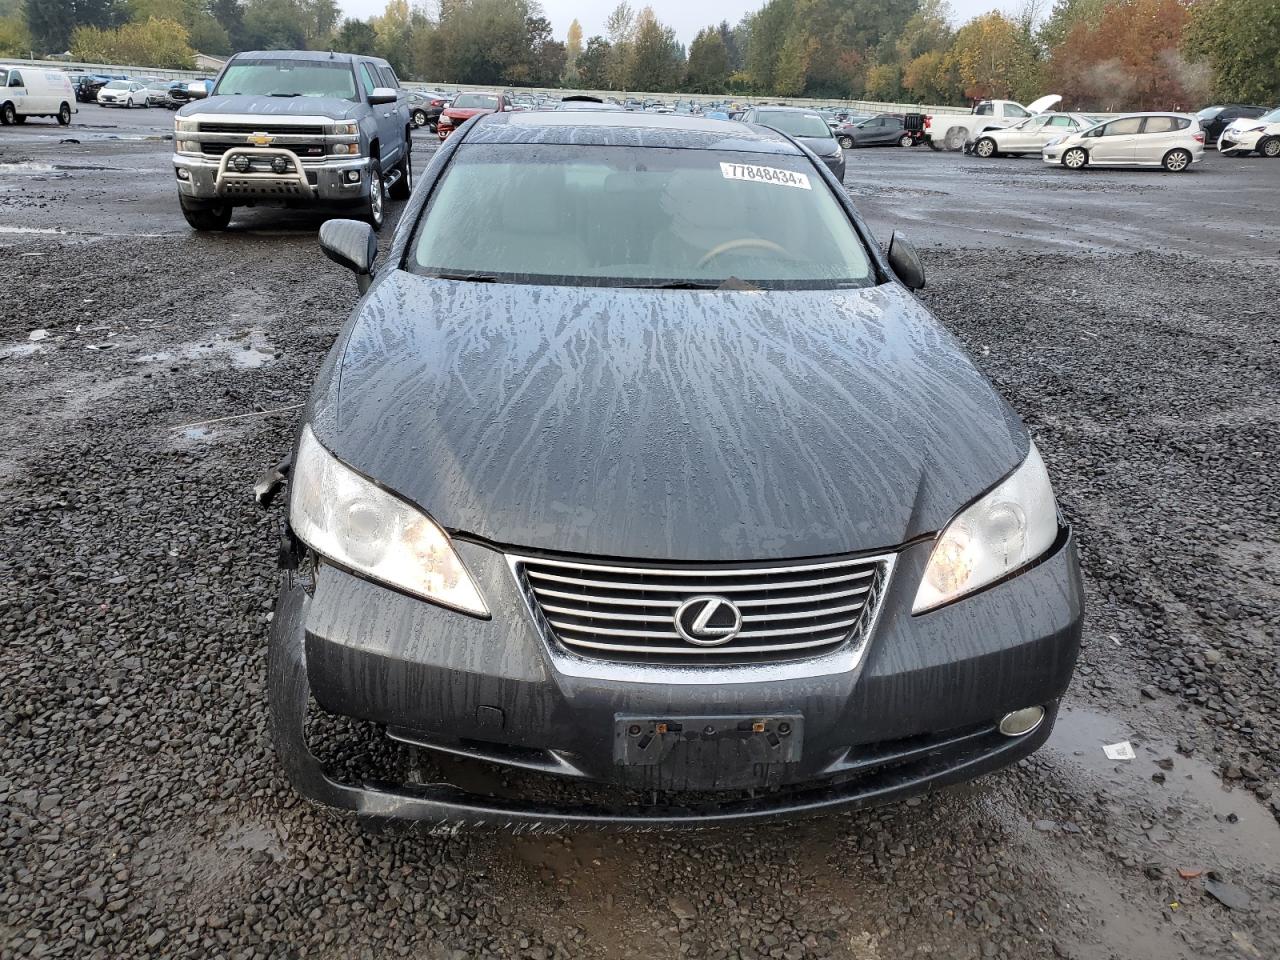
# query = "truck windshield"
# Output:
<box><xmin>408</xmin><ymin>144</ymin><xmax>874</xmax><ymax>289</ymax></box>
<box><xmin>213</xmin><ymin>59</ymin><xmax>357</xmax><ymax>100</ymax></box>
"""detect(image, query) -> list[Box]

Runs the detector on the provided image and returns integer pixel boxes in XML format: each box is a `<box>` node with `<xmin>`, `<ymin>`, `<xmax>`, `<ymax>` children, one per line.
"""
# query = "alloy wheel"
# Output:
<box><xmin>1063</xmin><ymin>148</ymin><xmax>1087</xmax><ymax>169</ymax></box>
<box><xmin>1262</xmin><ymin>138</ymin><xmax>1280</xmax><ymax>158</ymax></box>
<box><xmin>1163</xmin><ymin>150</ymin><xmax>1190</xmax><ymax>172</ymax></box>
<box><xmin>975</xmin><ymin>138</ymin><xmax>995</xmax><ymax>158</ymax></box>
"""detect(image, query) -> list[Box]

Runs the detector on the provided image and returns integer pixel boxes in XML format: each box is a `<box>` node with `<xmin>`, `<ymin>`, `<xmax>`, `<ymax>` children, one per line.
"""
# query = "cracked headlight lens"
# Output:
<box><xmin>913</xmin><ymin>442</ymin><xmax>1059</xmax><ymax>614</ymax></box>
<box><xmin>289</xmin><ymin>425</ymin><xmax>489</xmax><ymax>617</ymax></box>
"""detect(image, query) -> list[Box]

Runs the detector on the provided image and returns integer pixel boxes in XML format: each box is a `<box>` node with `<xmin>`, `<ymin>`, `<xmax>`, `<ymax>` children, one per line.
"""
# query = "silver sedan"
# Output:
<box><xmin>969</xmin><ymin>113</ymin><xmax>1102</xmax><ymax>158</ymax></box>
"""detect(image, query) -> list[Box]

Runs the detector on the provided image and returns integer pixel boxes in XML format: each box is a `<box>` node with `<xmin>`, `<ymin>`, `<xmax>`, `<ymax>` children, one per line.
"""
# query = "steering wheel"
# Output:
<box><xmin>697</xmin><ymin>237</ymin><xmax>787</xmax><ymax>269</ymax></box>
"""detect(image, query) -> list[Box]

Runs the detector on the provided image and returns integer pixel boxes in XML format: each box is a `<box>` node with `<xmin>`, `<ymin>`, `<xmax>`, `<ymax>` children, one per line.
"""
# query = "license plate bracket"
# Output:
<box><xmin>614</xmin><ymin>714</ymin><xmax>804</xmax><ymax>767</ymax></box>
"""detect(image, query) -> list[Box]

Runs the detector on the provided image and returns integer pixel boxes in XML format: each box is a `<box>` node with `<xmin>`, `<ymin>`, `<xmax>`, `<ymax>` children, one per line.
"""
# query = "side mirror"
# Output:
<box><xmin>369</xmin><ymin>86</ymin><xmax>397</xmax><ymax>106</ymax></box>
<box><xmin>887</xmin><ymin>231</ymin><xmax>925</xmax><ymax>290</ymax></box>
<box><xmin>319</xmin><ymin>219</ymin><xmax>378</xmax><ymax>294</ymax></box>
<box><xmin>187</xmin><ymin>81</ymin><xmax>208</xmax><ymax>100</ymax></box>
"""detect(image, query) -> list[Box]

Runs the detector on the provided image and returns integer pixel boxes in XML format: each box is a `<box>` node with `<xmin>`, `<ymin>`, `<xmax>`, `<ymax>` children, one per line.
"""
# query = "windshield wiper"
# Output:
<box><xmin>625</xmin><ymin>277</ymin><xmax>761</xmax><ymax>291</ymax></box>
<box><xmin>268</xmin><ymin>92</ymin><xmax>302</xmax><ymax>98</ymax></box>
<box><xmin>424</xmin><ymin>271</ymin><xmax>499</xmax><ymax>283</ymax></box>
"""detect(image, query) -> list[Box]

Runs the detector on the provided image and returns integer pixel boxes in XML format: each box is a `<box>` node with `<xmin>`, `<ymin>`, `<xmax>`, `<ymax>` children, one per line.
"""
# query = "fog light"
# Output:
<box><xmin>345</xmin><ymin>170</ymin><xmax>361</xmax><ymax>183</ymax></box>
<box><xmin>998</xmin><ymin>706</ymin><xmax>1045</xmax><ymax>737</ymax></box>
<box><xmin>176</xmin><ymin>168</ymin><xmax>190</xmax><ymax>180</ymax></box>
<box><xmin>271</xmin><ymin>156</ymin><xmax>289</xmax><ymax>174</ymax></box>
<box><xmin>232</xmin><ymin>154</ymin><xmax>251</xmax><ymax>173</ymax></box>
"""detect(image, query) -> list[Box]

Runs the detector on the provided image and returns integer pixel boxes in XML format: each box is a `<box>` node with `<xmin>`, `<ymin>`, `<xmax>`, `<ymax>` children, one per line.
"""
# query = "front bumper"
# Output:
<box><xmin>173</xmin><ymin>151</ymin><xmax>371</xmax><ymax>203</ymax></box>
<box><xmin>1218</xmin><ymin>133</ymin><xmax>1260</xmax><ymax>153</ymax></box>
<box><xmin>820</xmin><ymin>152</ymin><xmax>846</xmax><ymax>182</ymax></box>
<box><xmin>268</xmin><ymin>528</ymin><xmax>1083</xmax><ymax>827</ymax></box>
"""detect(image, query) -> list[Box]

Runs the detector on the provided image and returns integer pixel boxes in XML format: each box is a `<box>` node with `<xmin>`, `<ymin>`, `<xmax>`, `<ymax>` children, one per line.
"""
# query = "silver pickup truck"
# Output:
<box><xmin>172</xmin><ymin>50</ymin><xmax>413</xmax><ymax>231</ymax></box>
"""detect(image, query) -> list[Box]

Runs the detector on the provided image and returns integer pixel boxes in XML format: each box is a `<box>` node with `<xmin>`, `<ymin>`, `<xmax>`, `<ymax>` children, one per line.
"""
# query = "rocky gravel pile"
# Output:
<box><xmin>2</xmin><ymin>231</ymin><xmax>1277</xmax><ymax>959</ymax></box>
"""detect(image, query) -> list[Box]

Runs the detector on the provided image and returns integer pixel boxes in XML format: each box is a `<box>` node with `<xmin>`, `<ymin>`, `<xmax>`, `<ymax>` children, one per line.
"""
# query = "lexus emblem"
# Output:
<box><xmin>674</xmin><ymin>595</ymin><xmax>742</xmax><ymax>646</ymax></box>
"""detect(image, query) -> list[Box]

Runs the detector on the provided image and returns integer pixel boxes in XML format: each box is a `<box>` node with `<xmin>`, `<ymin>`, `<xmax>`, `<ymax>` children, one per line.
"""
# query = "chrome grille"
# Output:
<box><xmin>512</xmin><ymin>553</ymin><xmax>894</xmax><ymax>661</ymax></box>
<box><xmin>196</xmin><ymin>122</ymin><xmax>327</xmax><ymax>136</ymax></box>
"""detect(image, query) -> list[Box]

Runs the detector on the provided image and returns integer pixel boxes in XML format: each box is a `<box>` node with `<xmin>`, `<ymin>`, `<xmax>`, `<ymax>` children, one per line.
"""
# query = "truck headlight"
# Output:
<box><xmin>913</xmin><ymin>442</ymin><xmax>1059</xmax><ymax>614</ymax></box>
<box><xmin>290</xmin><ymin>426</ymin><xmax>489</xmax><ymax>617</ymax></box>
<box><xmin>330</xmin><ymin>143</ymin><xmax>358</xmax><ymax>155</ymax></box>
<box><xmin>328</xmin><ymin>121</ymin><xmax>358</xmax><ymax>136</ymax></box>
<box><xmin>175</xmin><ymin>119</ymin><xmax>197</xmax><ymax>133</ymax></box>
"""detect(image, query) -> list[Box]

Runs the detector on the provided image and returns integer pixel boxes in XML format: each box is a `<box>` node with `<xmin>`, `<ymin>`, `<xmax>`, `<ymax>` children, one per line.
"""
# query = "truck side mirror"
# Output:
<box><xmin>887</xmin><ymin>231</ymin><xmax>925</xmax><ymax>290</ymax></box>
<box><xmin>369</xmin><ymin>87</ymin><xmax>397</xmax><ymax>106</ymax></box>
<box><xmin>319</xmin><ymin>219</ymin><xmax>378</xmax><ymax>294</ymax></box>
<box><xmin>187</xmin><ymin>81</ymin><xmax>208</xmax><ymax>100</ymax></box>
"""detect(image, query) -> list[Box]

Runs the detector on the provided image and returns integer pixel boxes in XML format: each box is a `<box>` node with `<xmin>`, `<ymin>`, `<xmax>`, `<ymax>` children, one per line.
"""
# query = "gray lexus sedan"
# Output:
<box><xmin>268</xmin><ymin>111</ymin><xmax>1083</xmax><ymax>827</ymax></box>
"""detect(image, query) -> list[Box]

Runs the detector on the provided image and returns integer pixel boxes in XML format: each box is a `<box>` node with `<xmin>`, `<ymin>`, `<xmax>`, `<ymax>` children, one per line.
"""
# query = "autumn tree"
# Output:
<box><xmin>945</xmin><ymin>11</ymin><xmax>1041</xmax><ymax>102</ymax></box>
<box><xmin>566</xmin><ymin>17</ymin><xmax>582</xmax><ymax>66</ymax></box>
<box><xmin>624</xmin><ymin>6</ymin><xmax>682</xmax><ymax>91</ymax></box>
<box><xmin>72</xmin><ymin>15</ymin><xmax>194</xmax><ymax>65</ymax></box>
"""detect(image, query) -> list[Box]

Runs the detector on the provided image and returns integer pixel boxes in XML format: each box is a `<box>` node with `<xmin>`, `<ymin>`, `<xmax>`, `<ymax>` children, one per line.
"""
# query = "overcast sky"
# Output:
<box><xmin>337</xmin><ymin>0</ymin><xmax>1016</xmax><ymax>46</ymax></box>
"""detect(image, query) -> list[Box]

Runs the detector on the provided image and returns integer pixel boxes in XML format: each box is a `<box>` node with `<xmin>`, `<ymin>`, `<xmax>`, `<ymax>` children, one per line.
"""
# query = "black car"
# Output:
<box><xmin>740</xmin><ymin>105</ymin><xmax>846</xmax><ymax>182</ymax></box>
<box><xmin>836</xmin><ymin>113</ymin><xmax>915</xmax><ymax>149</ymax></box>
<box><xmin>1196</xmin><ymin>104</ymin><xmax>1269</xmax><ymax>143</ymax></box>
<box><xmin>268</xmin><ymin>111</ymin><xmax>1083</xmax><ymax>828</ymax></box>
<box><xmin>407</xmin><ymin>89</ymin><xmax>449</xmax><ymax>130</ymax></box>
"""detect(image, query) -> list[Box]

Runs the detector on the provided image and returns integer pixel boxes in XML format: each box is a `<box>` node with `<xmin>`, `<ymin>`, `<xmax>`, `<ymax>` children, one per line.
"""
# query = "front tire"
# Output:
<box><xmin>58</xmin><ymin>102</ymin><xmax>72</xmax><ymax>125</ymax></box>
<box><xmin>364</xmin><ymin>164</ymin><xmax>385</xmax><ymax>230</ymax></box>
<box><xmin>126</xmin><ymin>97</ymin><xmax>134</xmax><ymax>108</ymax></box>
<box><xmin>1062</xmin><ymin>147</ymin><xmax>1088</xmax><ymax>170</ymax></box>
<box><xmin>974</xmin><ymin>137</ymin><xmax>997</xmax><ymax>158</ymax></box>
<box><xmin>838</xmin><ymin>135</ymin><xmax>853</xmax><ymax>149</ymax></box>
<box><xmin>180</xmin><ymin>196</ymin><xmax>233</xmax><ymax>231</ymax></box>
<box><xmin>1259</xmin><ymin>137</ymin><xmax>1280</xmax><ymax>158</ymax></box>
<box><xmin>1162</xmin><ymin>148</ymin><xmax>1191</xmax><ymax>172</ymax></box>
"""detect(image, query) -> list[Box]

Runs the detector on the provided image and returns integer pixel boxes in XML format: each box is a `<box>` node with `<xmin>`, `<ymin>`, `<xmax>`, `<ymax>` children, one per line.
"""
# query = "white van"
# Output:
<box><xmin>0</xmin><ymin>67</ymin><xmax>76</xmax><ymax>126</ymax></box>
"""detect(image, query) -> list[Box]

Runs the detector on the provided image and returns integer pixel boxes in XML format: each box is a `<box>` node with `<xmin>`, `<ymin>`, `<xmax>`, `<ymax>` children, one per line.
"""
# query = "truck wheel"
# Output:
<box><xmin>837</xmin><ymin>135</ymin><xmax>854</xmax><ymax>149</ymax></box>
<box><xmin>58</xmin><ymin>103</ymin><xmax>72</xmax><ymax>125</ymax></box>
<box><xmin>180</xmin><ymin>196</ymin><xmax>233</xmax><ymax>231</ymax></box>
<box><xmin>1062</xmin><ymin>147</ymin><xmax>1088</xmax><ymax>170</ymax></box>
<box><xmin>974</xmin><ymin>137</ymin><xmax>997</xmax><ymax>158</ymax></box>
<box><xmin>898</xmin><ymin>133</ymin><xmax>913</xmax><ymax>148</ymax></box>
<box><xmin>364</xmin><ymin>164</ymin><xmax>385</xmax><ymax>230</ymax></box>
<box><xmin>390</xmin><ymin>148</ymin><xmax>413</xmax><ymax>200</ymax></box>
<box><xmin>1260</xmin><ymin>137</ymin><xmax>1280</xmax><ymax>158</ymax></box>
<box><xmin>1</xmin><ymin>103</ymin><xmax>14</xmax><ymax>125</ymax></box>
<box><xmin>945</xmin><ymin>127</ymin><xmax>966</xmax><ymax>150</ymax></box>
<box><xmin>1162</xmin><ymin>148</ymin><xmax>1191</xmax><ymax>172</ymax></box>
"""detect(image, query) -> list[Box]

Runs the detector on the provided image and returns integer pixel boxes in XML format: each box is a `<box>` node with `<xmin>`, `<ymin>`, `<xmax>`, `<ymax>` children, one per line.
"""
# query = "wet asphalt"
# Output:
<box><xmin>1</xmin><ymin>104</ymin><xmax>1278</xmax><ymax>959</ymax></box>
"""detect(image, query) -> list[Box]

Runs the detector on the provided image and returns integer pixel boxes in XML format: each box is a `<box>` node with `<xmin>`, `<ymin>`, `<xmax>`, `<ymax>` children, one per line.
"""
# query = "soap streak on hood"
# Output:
<box><xmin>307</xmin><ymin>273</ymin><xmax>1028</xmax><ymax>562</ymax></box>
<box><xmin>177</xmin><ymin>95</ymin><xmax>361</xmax><ymax>123</ymax></box>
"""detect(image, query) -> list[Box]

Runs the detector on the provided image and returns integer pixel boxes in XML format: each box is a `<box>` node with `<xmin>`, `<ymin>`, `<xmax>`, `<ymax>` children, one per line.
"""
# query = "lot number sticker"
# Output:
<box><xmin>720</xmin><ymin>162</ymin><xmax>811</xmax><ymax>190</ymax></box>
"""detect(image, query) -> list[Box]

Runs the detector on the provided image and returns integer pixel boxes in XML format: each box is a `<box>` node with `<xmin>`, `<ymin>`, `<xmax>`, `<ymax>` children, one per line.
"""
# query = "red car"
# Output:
<box><xmin>437</xmin><ymin>91</ymin><xmax>507</xmax><ymax>140</ymax></box>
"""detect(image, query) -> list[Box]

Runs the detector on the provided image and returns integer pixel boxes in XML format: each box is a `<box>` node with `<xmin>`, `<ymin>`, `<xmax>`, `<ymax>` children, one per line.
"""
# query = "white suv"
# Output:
<box><xmin>1043</xmin><ymin>113</ymin><xmax>1204</xmax><ymax>172</ymax></box>
<box><xmin>1218</xmin><ymin>107</ymin><xmax>1280</xmax><ymax>158</ymax></box>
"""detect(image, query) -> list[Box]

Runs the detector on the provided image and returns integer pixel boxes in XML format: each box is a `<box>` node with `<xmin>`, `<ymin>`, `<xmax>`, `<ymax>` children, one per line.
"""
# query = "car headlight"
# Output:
<box><xmin>913</xmin><ymin>442</ymin><xmax>1059</xmax><ymax>614</ymax></box>
<box><xmin>1241</xmin><ymin>125</ymin><xmax>1264</xmax><ymax>133</ymax></box>
<box><xmin>329</xmin><ymin>121</ymin><xmax>358</xmax><ymax>136</ymax></box>
<box><xmin>289</xmin><ymin>425</ymin><xmax>489</xmax><ymax>617</ymax></box>
<box><xmin>175</xmin><ymin>118</ymin><xmax>197</xmax><ymax>133</ymax></box>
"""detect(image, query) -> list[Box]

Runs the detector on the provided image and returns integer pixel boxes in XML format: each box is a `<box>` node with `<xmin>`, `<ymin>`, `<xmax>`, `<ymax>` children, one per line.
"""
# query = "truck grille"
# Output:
<box><xmin>513</xmin><ymin>553</ymin><xmax>893</xmax><ymax>661</ymax></box>
<box><xmin>201</xmin><ymin>142</ymin><xmax>326</xmax><ymax>158</ymax></box>
<box><xmin>196</xmin><ymin>122</ymin><xmax>327</xmax><ymax>136</ymax></box>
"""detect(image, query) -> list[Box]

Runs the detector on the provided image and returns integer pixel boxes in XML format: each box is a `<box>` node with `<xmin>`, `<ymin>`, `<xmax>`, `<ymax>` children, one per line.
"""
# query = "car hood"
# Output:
<box><xmin>795</xmin><ymin>135</ymin><xmax>841</xmax><ymax>156</ymax></box>
<box><xmin>1026</xmin><ymin>95</ymin><xmax>1063</xmax><ymax>114</ymax></box>
<box><xmin>176</xmin><ymin>95</ymin><xmax>361</xmax><ymax>121</ymax></box>
<box><xmin>309</xmin><ymin>272</ymin><xmax>1028</xmax><ymax>562</ymax></box>
<box><xmin>444</xmin><ymin>107</ymin><xmax>494</xmax><ymax>120</ymax></box>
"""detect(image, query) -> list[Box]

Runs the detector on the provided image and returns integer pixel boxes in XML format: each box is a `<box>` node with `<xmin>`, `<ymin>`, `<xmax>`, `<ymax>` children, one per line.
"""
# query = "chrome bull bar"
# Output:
<box><xmin>215</xmin><ymin>146</ymin><xmax>315</xmax><ymax>198</ymax></box>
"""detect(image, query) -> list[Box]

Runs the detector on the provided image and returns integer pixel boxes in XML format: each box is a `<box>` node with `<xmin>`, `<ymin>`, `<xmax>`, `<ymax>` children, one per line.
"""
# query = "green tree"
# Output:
<box><xmin>865</xmin><ymin>61</ymin><xmax>900</xmax><ymax>99</ymax></box>
<box><xmin>1038</xmin><ymin>0</ymin><xmax>1107</xmax><ymax>48</ymax></box>
<box><xmin>577</xmin><ymin>34</ymin><xmax>611</xmax><ymax>87</ymax></box>
<box><xmin>240</xmin><ymin>0</ymin><xmax>306</xmax><ymax>48</ymax></box>
<box><xmin>1185</xmin><ymin>0</ymin><xmax>1280</xmax><ymax>103</ymax></box>
<box><xmin>685</xmin><ymin>25</ymin><xmax>728</xmax><ymax>92</ymax></box>
<box><xmin>72</xmin><ymin>15</ymin><xmax>194</xmax><ymax>65</ymax></box>
<box><xmin>0</xmin><ymin>10</ymin><xmax>29</xmax><ymax>55</ymax></box>
<box><xmin>897</xmin><ymin>0</ymin><xmax>952</xmax><ymax>61</ymax></box>
<box><xmin>624</xmin><ymin>6</ymin><xmax>682</xmax><ymax>91</ymax></box>
<box><xmin>743</xmin><ymin>0</ymin><xmax>791</xmax><ymax>92</ymax></box>
<box><xmin>208</xmin><ymin>0</ymin><xmax>243</xmax><ymax>47</ymax></box>
<box><xmin>335</xmin><ymin>16</ymin><xmax>377</xmax><ymax>54</ymax></box>
<box><xmin>26</xmin><ymin>0</ymin><xmax>129</xmax><ymax>56</ymax></box>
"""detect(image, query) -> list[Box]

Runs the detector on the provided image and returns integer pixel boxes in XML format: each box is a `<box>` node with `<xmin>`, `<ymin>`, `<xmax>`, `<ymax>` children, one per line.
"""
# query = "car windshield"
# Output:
<box><xmin>1196</xmin><ymin>106</ymin><xmax>1224</xmax><ymax>120</ymax></box>
<box><xmin>212</xmin><ymin>59</ymin><xmax>357</xmax><ymax>100</ymax></box>
<box><xmin>452</xmin><ymin>93</ymin><xmax>498</xmax><ymax>109</ymax></box>
<box><xmin>408</xmin><ymin>145</ymin><xmax>873</xmax><ymax>289</ymax></box>
<box><xmin>1261</xmin><ymin>107</ymin><xmax>1280</xmax><ymax>122</ymax></box>
<box><xmin>104</xmin><ymin>80</ymin><xmax>130</xmax><ymax>89</ymax></box>
<box><xmin>754</xmin><ymin>111</ymin><xmax>833</xmax><ymax>139</ymax></box>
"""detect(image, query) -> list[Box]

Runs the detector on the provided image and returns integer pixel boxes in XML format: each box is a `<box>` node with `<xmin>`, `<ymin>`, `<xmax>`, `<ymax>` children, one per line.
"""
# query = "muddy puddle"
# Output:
<box><xmin>1047</xmin><ymin>702</ymin><xmax>1280</xmax><ymax>875</ymax></box>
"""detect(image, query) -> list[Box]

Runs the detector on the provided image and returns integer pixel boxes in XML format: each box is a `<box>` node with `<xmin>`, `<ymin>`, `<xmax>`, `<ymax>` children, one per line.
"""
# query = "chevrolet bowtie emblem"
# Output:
<box><xmin>246</xmin><ymin>132</ymin><xmax>275</xmax><ymax>146</ymax></box>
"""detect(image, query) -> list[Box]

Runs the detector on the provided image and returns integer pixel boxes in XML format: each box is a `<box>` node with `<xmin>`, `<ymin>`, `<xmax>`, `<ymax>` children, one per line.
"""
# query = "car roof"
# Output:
<box><xmin>232</xmin><ymin>50</ymin><xmax>391</xmax><ymax>67</ymax></box>
<box><xmin>464</xmin><ymin>111</ymin><xmax>804</xmax><ymax>156</ymax></box>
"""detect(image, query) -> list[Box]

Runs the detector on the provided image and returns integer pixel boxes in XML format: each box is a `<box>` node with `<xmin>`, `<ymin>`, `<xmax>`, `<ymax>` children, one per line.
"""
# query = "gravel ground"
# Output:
<box><xmin>2</xmin><ymin>111</ymin><xmax>1278</xmax><ymax>959</ymax></box>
